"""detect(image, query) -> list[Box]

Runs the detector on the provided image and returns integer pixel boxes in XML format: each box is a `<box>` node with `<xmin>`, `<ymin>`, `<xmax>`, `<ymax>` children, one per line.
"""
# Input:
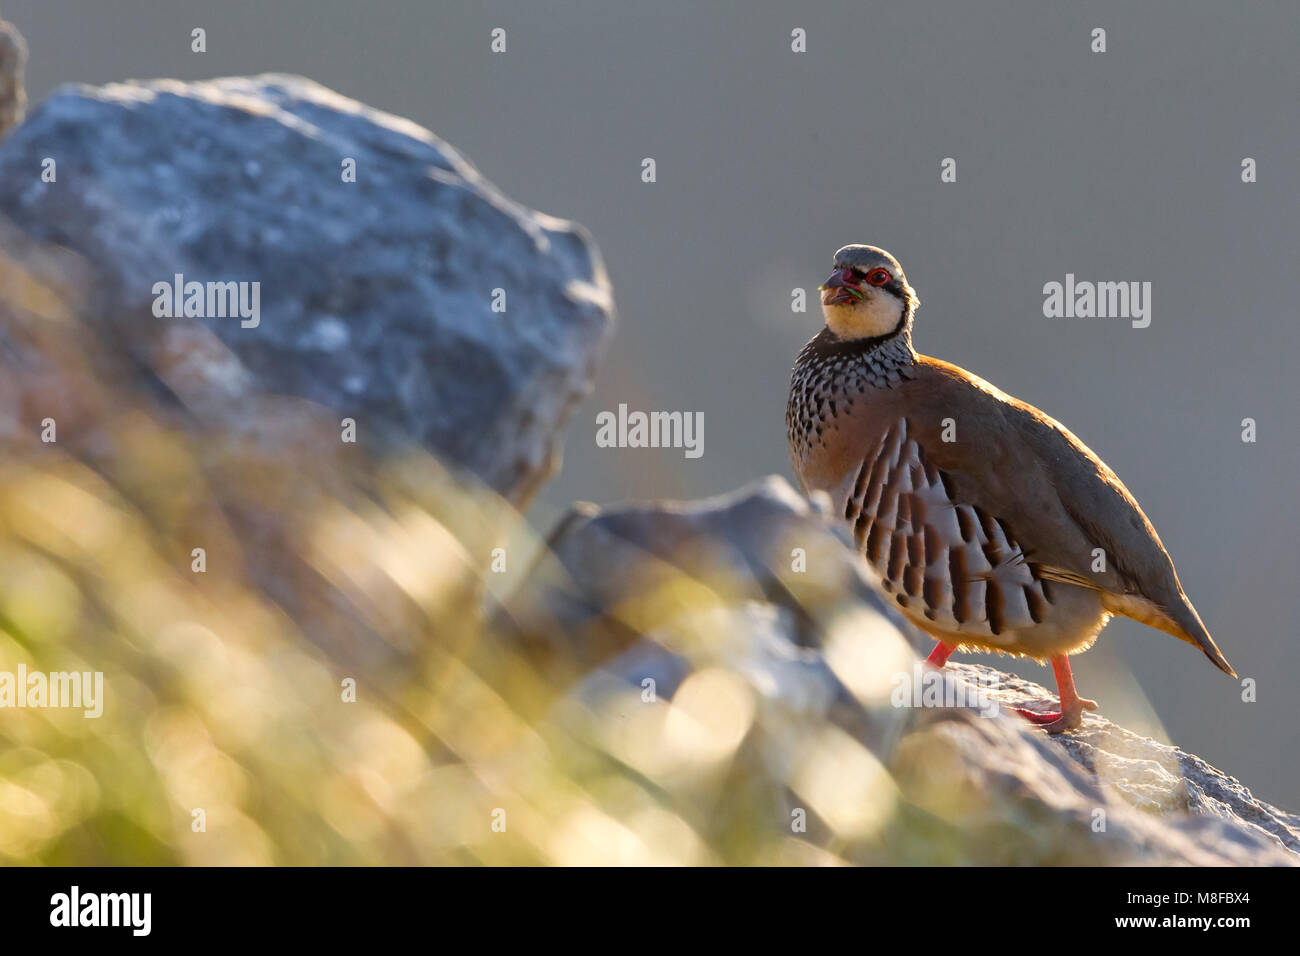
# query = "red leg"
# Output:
<box><xmin>1013</xmin><ymin>654</ymin><xmax>1099</xmax><ymax>733</ymax></box>
<box><xmin>926</xmin><ymin>641</ymin><xmax>955</xmax><ymax>668</ymax></box>
<box><xmin>1050</xmin><ymin>654</ymin><xmax>1098</xmax><ymax>713</ymax></box>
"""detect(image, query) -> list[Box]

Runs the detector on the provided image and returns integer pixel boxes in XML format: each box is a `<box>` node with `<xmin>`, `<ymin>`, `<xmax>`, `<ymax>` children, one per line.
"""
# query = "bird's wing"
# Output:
<box><xmin>841</xmin><ymin>412</ymin><xmax>1050</xmax><ymax>641</ymax></box>
<box><xmin>846</xmin><ymin>356</ymin><xmax>1233</xmax><ymax>673</ymax></box>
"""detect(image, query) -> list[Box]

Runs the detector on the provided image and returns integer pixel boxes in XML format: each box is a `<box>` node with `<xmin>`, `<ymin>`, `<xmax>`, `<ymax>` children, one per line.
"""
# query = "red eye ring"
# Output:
<box><xmin>866</xmin><ymin>268</ymin><xmax>891</xmax><ymax>286</ymax></box>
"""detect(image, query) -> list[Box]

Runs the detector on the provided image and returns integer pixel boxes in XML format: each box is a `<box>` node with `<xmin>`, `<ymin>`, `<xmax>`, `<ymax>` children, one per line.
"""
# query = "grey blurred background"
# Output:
<box><xmin>7</xmin><ymin>0</ymin><xmax>1298</xmax><ymax>808</ymax></box>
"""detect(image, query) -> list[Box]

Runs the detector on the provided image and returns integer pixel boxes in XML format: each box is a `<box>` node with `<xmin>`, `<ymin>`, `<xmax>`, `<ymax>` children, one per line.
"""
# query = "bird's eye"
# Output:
<box><xmin>867</xmin><ymin>268</ymin><xmax>891</xmax><ymax>286</ymax></box>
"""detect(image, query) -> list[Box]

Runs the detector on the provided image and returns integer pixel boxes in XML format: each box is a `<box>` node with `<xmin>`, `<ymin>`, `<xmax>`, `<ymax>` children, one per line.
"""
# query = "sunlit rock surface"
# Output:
<box><xmin>502</xmin><ymin>476</ymin><xmax>1299</xmax><ymax>865</ymax></box>
<box><xmin>0</xmin><ymin>73</ymin><xmax>612</xmax><ymax>505</ymax></box>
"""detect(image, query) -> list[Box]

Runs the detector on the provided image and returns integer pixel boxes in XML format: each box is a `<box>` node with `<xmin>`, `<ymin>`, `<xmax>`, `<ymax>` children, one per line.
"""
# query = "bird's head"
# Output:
<box><xmin>820</xmin><ymin>244</ymin><xmax>919</xmax><ymax>342</ymax></box>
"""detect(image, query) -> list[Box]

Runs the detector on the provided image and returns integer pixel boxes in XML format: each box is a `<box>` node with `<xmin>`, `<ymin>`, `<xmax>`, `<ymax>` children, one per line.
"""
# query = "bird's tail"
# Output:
<box><xmin>1168</xmin><ymin>598</ymin><xmax>1236</xmax><ymax>677</ymax></box>
<box><xmin>1106</xmin><ymin>591</ymin><xmax>1236</xmax><ymax>677</ymax></box>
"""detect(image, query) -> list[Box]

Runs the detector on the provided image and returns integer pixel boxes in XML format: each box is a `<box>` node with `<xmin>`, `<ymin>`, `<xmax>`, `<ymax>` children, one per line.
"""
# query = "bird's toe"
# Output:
<box><xmin>1041</xmin><ymin>707</ymin><xmax>1087</xmax><ymax>735</ymax></box>
<box><xmin>1014</xmin><ymin>703</ymin><xmax>1090</xmax><ymax>733</ymax></box>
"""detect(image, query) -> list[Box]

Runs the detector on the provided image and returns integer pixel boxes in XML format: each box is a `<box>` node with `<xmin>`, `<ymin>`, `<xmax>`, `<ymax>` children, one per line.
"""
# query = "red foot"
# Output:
<box><xmin>1010</xmin><ymin>655</ymin><xmax>1099</xmax><ymax>734</ymax></box>
<box><xmin>926</xmin><ymin>641</ymin><xmax>955</xmax><ymax>668</ymax></box>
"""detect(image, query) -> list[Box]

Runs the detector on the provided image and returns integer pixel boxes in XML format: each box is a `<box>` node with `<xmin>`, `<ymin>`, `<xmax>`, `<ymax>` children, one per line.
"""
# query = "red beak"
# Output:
<box><xmin>821</xmin><ymin>267</ymin><xmax>863</xmax><ymax>304</ymax></box>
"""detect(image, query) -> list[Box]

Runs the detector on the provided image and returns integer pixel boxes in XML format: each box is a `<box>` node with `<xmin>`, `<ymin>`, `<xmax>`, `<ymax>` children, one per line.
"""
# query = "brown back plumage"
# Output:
<box><xmin>788</xmin><ymin>331</ymin><xmax>1233</xmax><ymax>675</ymax></box>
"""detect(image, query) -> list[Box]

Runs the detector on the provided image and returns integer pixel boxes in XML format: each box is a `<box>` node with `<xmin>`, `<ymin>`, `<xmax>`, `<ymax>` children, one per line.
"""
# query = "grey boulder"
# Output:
<box><xmin>501</xmin><ymin>476</ymin><xmax>1298</xmax><ymax>865</ymax></box>
<box><xmin>0</xmin><ymin>73</ymin><xmax>612</xmax><ymax>505</ymax></box>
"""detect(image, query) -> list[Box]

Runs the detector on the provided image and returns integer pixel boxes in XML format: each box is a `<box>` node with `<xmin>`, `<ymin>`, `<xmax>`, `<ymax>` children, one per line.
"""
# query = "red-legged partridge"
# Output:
<box><xmin>786</xmin><ymin>244</ymin><xmax>1234</xmax><ymax>733</ymax></box>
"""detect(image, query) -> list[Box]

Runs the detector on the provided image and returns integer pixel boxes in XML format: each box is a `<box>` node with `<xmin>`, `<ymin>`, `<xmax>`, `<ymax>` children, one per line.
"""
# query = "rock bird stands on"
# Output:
<box><xmin>786</xmin><ymin>244</ymin><xmax>1234</xmax><ymax>733</ymax></box>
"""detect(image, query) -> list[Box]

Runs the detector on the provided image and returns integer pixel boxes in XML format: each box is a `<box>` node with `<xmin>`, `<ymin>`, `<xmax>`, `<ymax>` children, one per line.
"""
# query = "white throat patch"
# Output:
<box><xmin>823</xmin><ymin>292</ymin><xmax>904</xmax><ymax>340</ymax></box>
